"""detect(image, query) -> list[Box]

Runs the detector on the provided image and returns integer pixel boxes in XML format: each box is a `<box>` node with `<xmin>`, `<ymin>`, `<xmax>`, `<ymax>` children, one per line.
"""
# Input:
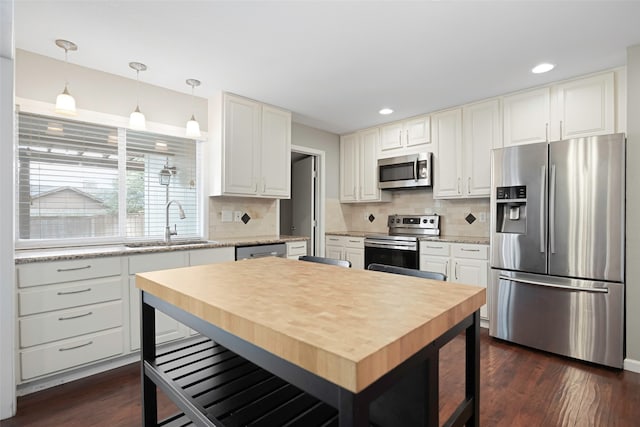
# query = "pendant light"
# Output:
<box><xmin>185</xmin><ymin>79</ymin><xmax>201</xmax><ymax>138</ymax></box>
<box><xmin>54</xmin><ymin>39</ymin><xmax>78</xmax><ymax>115</ymax></box>
<box><xmin>129</xmin><ymin>62</ymin><xmax>147</xmax><ymax>130</ymax></box>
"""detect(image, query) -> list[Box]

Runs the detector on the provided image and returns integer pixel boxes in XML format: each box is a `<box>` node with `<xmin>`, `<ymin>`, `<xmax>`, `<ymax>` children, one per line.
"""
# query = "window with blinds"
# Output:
<box><xmin>16</xmin><ymin>112</ymin><xmax>199</xmax><ymax>243</ymax></box>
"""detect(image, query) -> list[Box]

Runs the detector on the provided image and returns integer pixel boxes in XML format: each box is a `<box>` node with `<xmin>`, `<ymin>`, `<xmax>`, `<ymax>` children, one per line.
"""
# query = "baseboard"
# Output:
<box><xmin>16</xmin><ymin>353</ymin><xmax>140</xmax><ymax>397</ymax></box>
<box><xmin>624</xmin><ymin>357</ymin><xmax>640</xmax><ymax>373</ymax></box>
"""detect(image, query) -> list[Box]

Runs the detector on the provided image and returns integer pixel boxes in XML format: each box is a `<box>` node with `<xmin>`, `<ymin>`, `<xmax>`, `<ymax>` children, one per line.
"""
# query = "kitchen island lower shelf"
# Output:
<box><xmin>141</xmin><ymin>292</ymin><xmax>480</xmax><ymax>427</ymax></box>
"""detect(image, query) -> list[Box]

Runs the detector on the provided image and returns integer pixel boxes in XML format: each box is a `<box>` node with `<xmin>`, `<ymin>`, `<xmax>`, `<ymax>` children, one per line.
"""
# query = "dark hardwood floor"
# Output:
<box><xmin>3</xmin><ymin>329</ymin><xmax>640</xmax><ymax>426</ymax></box>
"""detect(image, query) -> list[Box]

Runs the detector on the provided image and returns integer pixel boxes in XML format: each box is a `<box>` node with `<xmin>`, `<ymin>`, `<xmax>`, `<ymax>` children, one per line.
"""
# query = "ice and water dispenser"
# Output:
<box><xmin>495</xmin><ymin>185</ymin><xmax>527</xmax><ymax>234</ymax></box>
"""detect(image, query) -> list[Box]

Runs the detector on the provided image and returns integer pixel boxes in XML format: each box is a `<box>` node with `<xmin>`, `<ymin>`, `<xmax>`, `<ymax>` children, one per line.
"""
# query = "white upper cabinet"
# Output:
<box><xmin>209</xmin><ymin>92</ymin><xmax>291</xmax><ymax>198</ymax></box>
<box><xmin>340</xmin><ymin>129</ymin><xmax>391</xmax><ymax>203</ymax></box>
<box><xmin>554</xmin><ymin>72</ymin><xmax>614</xmax><ymax>140</ymax></box>
<box><xmin>462</xmin><ymin>99</ymin><xmax>502</xmax><ymax>197</ymax></box>
<box><xmin>503</xmin><ymin>72</ymin><xmax>615</xmax><ymax>147</ymax></box>
<box><xmin>378</xmin><ymin>114</ymin><xmax>431</xmax><ymax>158</ymax></box>
<box><xmin>503</xmin><ymin>87</ymin><xmax>551</xmax><ymax>147</ymax></box>
<box><xmin>432</xmin><ymin>108</ymin><xmax>463</xmax><ymax>198</ymax></box>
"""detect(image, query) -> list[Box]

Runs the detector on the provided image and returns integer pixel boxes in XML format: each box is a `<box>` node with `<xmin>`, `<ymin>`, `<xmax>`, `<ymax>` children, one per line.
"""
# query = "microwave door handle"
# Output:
<box><xmin>414</xmin><ymin>159</ymin><xmax>419</xmax><ymax>181</ymax></box>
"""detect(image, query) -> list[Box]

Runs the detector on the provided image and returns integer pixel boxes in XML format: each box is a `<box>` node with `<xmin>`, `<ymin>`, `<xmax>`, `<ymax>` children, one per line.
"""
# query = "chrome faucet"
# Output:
<box><xmin>165</xmin><ymin>200</ymin><xmax>186</xmax><ymax>243</ymax></box>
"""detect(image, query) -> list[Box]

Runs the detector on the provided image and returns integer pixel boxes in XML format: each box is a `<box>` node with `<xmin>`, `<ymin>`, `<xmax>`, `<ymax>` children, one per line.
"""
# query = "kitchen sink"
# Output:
<box><xmin>125</xmin><ymin>239</ymin><xmax>215</xmax><ymax>248</ymax></box>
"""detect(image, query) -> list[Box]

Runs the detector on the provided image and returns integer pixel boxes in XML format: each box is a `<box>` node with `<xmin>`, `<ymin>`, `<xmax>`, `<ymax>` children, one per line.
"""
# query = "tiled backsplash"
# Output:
<box><xmin>327</xmin><ymin>190</ymin><xmax>490</xmax><ymax>237</ymax></box>
<box><xmin>209</xmin><ymin>191</ymin><xmax>490</xmax><ymax>239</ymax></box>
<box><xmin>208</xmin><ymin>196</ymin><xmax>278</xmax><ymax>239</ymax></box>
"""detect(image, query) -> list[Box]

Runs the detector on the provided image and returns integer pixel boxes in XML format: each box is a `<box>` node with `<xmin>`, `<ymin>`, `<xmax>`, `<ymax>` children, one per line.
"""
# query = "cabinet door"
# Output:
<box><xmin>433</xmin><ymin>108</ymin><xmax>463</xmax><ymax>198</ymax></box>
<box><xmin>340</xmin><ymin>133</ymin><xmax>359</xmax><ymax>202</ymax></box>
<box><xmin>379</xmin><ymin>122</ymin><xmax>403</xmax><ymax>152</ymax></box>
<box><xmin>420</xmin><ymin>255</ymin><xmax>449</xmax><ymax>279</ymax></box>
<box><xmin>261</xmin><ymin>105</ymin><xmax>291</xmax><ymax>197</ymax></box>
<box><xmin>345</xmin><ymin>248</ymin><xmax>364</xmax><ymax>270</ymax></box>
<box><xmin>325</xmin><ymin>244</ymin><xmax>344</xmax><ymax>261</ymax></box>
<box><xmin>129</xmin><ymin>276</ymin><xmax>187</xmax><ymax>351</ymax></box>
<box><xmin>555</xmin><ymin>72</ymin><xmax>614</xmax><ymax>141</ymax></box>
<box><xmin>359</xmin><ymin>128</ymin><xmax>382</xmax><ymax>201</ymax></box>
<box><xmin>404</xmin><ymin>115</ymin><xmax>431</xmax><ymax>148</ymax></box>
<box><xmin>451</xmin><ymin>258</ymin><xmax>488</xmax><ymax>319</ymax></box>
<box><xmin>463</xmin><ymin>99</ymin><xmax>502</xmax><ymax>196</ymax></box>
<box><xmin>224</xmin><ymin>94</ymin><xmax>261</xmax><ymax>195</ymax></box>
<box><xmin>503</xmin><ymin>87</ymin><xmax>550</xmax><ymax>147</ymax></box>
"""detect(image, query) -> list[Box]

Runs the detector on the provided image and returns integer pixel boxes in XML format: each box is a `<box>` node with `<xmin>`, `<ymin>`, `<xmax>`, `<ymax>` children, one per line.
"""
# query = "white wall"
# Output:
<box><xmin>626</xmin><ymin>45</ymin><xmax>640</xmax><ymax>369</ymax></box>
<box><xmin>16</xmin><ymin>49</ymin><xmax>207</xmax><ymax>130</ymax></box>
<box><xmin>0</xmin><ymin>0</ymin><xmax>16</xmax><ymax>419</ymax></box>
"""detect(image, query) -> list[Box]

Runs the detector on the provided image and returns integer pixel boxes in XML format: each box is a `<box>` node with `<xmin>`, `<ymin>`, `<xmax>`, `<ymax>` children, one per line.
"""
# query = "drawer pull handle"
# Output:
<box><xmin>348</xmin><ymin>240</ymin><xmax>361</xmax><ymax>243</ymax></box>
<box><xmin>461</xmin><ymin>248</ymin><xmax>480</xmax><ymax>252</ymax></box>
<box><xmin>59</xmin><ymin>341</ymin><xmax>93</xmax><ymax>352</ymax></box>
<box><xmin>291</xmin><ymin>245</ymin><xmax>305</xmax><ymax>249</ymax></box>
<box><xmin>56</xmin><ymin>265</ymin><xmax>91</xmax><ymax>272</ymax></box>
<box><xmin>57</xmin><ymin>288</ymin><xmax>92</xmax><ymax>295</ymax></box>
<box><xmin>426</xmin><ymin>245</ymin><xmax>444</xmax><ymax>249</ymax></box>
<box><xmin>58</xmin><ymin>311</ymin><xmax>93</xmax><ymax>321</ymax></box>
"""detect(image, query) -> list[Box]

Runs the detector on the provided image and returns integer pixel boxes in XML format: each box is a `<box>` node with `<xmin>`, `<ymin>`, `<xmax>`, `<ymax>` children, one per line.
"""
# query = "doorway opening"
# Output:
<box><xmin>279</xmin><ymin>145</ymin><xmax>325</xmax><ymax>256</ymax></box>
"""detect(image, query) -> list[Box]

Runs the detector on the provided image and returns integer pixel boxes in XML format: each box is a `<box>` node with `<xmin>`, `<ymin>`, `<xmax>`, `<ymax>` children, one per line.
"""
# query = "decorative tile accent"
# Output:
<box><xmin>465</xmin><ymin>213</ymin><xmax>476</xmax><ymax>224</ymax></box>
<box><xmin>241</xmin><ymin>213</ymin><xmax>251</xmax><ymax>224</ymax></box>
<box><xmin>368</xmin><ymin>214</ymin><xmax>375</xmax><ymax>223</ymax></box>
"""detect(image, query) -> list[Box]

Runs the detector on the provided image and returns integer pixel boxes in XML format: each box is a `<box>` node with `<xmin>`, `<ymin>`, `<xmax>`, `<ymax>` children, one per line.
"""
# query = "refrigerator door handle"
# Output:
<box><xmin>540</xmin><ymin>165</ymin><xmax>546</xmax><ymax>253</ymax></box>
<box><xmin>498</xmin><ymin>275</ymin><xmax>608</xmax><ymax>293</ymax></box>
<box><xmin>550</xmin><ymin>164</ymin><xmax>556</xmax><ymax>254</ymax></box>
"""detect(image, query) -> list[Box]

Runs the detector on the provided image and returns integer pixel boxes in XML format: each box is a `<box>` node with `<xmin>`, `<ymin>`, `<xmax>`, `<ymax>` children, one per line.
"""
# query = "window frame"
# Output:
<box><xmin>15</xmin><ymin>98</ymin><xmax>207</xmax><ymax>249</ymax></box>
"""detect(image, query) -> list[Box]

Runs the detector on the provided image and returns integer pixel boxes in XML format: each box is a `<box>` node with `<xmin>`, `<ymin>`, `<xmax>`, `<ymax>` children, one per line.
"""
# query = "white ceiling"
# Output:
<box><xmin>14</xmin><ymin>1</ymin><xmax>640</xmax><ymax>135</ymax></box>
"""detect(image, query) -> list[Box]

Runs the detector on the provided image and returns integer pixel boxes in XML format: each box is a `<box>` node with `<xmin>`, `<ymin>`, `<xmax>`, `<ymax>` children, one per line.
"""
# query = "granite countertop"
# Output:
<box><xmin>325</xmin><ymin>231</ymin><xmax>489</xmax><ymax>245</ymax></box>
<box><xmin>14</xmin><ymin>235</ymin><xmax>309</xmax><ymax>264</ymax></box>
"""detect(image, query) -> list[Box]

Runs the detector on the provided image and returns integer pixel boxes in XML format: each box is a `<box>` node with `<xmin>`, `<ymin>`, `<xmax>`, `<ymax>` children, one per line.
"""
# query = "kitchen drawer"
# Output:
<box><xmin>451</xmin><ymin>244</ymin><xmax>488</xmax><ymax>260</ymax></box>
<box><xmin>18</xmin><ymin>276</ymin><xmax>122</xmax><ymax>316</ymax></box>
<box><xmin>325</xmin><ymin>235</ymin><xmax>345</xmax><ymax>246</ymax></box>
<box><xmin>420</xmin><ymin>241</ymin><xmax>451</xmax><ymax>257</ymax></box>
<box><xmin>17</xmin><ymin>257</ymin><xmax>122</xmax><ymax>288</ymax></box>
<box><xmin>344</xmin><ymin>237</ymin><xmax>364</xmax><ymax>249</ymax></box>
<box><xmin>20</xmin><ymin>328</ymin><xmax>123</xmax><ymax>381</ymax></box>
<box><xmin>20</xmin><ymin>301</ymin><xmax>123</xmax><ymax>348</ymax></box>
<box><xmin>129</xmin><ymin>252</ymin><xmax>188</xmax><ymax>274</ymax></box>
<box><xmin>189</xmin><ymin>247</ymin><xmax>234</xmax><ymax>266</ymax></box>
<box><xmin>286</xmin><ymin>241</ymin><xmax>307</xmax><ymax>257</ymax></box>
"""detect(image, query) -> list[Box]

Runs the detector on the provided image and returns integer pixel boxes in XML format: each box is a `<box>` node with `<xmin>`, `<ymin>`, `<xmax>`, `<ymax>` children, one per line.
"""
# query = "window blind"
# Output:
<box><xmin>125</xmin><ymin>130</ymin><xmax>199</xmax><ymax>239</ymax></box>
<box><xmin>17</xmin><ymin>113</ymin><xmax>119</xmax><ymax>240</ymax></box>
<box><xmin>16</xmin><ymin>112</ymin><xmax>200</xmax><ymax>243</ymax></box>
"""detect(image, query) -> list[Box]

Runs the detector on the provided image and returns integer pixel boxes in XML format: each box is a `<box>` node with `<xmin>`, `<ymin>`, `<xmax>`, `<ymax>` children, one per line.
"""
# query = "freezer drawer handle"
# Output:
<box><xmin>498</xmin><ymin>275</ymin><xmax>608</xmax><ymax>293</ymax></box>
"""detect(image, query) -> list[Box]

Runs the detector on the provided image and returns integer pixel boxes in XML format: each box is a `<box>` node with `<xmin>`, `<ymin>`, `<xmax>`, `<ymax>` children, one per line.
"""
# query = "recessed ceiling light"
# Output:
<box><xmin>379</xmin><ymin>108</ymin><xmax>393</xmax><ymax>115</ymax></box>
<box><xmin>531</xmin><ymin>63</ymin><xmax>555</xmax><ymax>74</ymax></box>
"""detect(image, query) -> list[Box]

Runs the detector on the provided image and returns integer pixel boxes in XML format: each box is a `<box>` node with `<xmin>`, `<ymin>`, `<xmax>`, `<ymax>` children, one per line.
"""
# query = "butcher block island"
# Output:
<box><xmin>136</xmin><ymin>257</ymin><xmax>485</xmax><ymax>427</ymax></box>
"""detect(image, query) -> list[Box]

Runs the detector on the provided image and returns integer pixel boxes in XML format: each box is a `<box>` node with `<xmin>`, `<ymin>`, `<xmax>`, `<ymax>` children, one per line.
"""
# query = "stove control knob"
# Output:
<box><xmin>429</xmin><ymin>219</ymin><xmax>435</xmax><ymax>224</ymax></box>
<box><xmin>422</xmin><ymin>219</ymin><xmax>428</xmax><ymax>223</ymax></box>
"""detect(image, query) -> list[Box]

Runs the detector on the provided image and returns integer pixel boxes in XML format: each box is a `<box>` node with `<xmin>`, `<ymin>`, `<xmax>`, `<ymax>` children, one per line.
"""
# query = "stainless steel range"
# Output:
<box><xmin>364</xmin><ymin>214</ymin><xmax>440</xmax><ymax>269</ymax></box>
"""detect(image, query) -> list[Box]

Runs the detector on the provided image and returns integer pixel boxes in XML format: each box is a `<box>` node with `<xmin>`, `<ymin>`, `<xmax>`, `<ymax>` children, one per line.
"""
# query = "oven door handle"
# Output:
<box><xmin>365</xmin><ymin>240</ymin><xmax>417</xmax><ymax>251</ymax></box>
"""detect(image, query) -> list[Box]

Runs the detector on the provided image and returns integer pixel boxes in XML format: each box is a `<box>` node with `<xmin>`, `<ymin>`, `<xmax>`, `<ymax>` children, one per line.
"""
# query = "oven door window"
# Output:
<box><xmin>365</xmin><ymin>246</ymin><xmax>418</xmax><ymax>270</ymax></box>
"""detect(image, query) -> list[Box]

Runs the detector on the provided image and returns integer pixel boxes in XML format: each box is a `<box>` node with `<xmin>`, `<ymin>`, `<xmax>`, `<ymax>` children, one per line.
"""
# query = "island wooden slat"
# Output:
<box><xmin>138</xmin><ymin>257</ymin><xmax>485</xmax><ymax>426</ymax></box>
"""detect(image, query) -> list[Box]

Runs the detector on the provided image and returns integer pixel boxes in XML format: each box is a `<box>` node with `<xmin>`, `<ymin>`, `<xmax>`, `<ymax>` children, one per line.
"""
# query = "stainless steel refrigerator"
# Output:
<box><xmin>489</xmin><ymin>133</ymin><xmax>625</xmax><ymax>368</ymax></box>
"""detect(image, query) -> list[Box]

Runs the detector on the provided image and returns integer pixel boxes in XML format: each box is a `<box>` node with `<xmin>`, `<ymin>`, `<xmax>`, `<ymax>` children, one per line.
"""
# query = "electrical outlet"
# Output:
<box><xmin>221</xmin><ymin>210</ymin><xmax>233</xmax><ymax>223</ymax></box>
<box><xmin>234</xmin><ymin>211</ymin><xmax>243</xmax><ymax>222</ymax></box>
<box><xmin>479</xmin><ymin>212</ymin><xmax>487</xmax><ymax>223</ymax></box>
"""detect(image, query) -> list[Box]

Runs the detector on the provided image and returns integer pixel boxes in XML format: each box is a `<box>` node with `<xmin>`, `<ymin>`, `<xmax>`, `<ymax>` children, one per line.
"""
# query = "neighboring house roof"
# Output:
<box><xmin>30</xmin><ymin>186</ymin><xmax>110</xmax><ymax>216</ymax></box>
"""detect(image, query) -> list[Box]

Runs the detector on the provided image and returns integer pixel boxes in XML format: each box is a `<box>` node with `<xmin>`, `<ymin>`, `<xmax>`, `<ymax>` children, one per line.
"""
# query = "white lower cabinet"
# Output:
<box><xmin>324</xmin><ymin>235</ymin><xmax>364</xmax><ymax>269</ymax></box>
<box><xmin>129</xmin><ymin>252</ymin><xmax>189</xmax><ymax>351</ymax></box>
<box><xmin>420</xmin><ymin>242</ymin><xmax>488</xmax><ymax>320</ymax></box>
<box><xmin>16</xmin><ymin>257</ymin><xmax>125</xmax><ymax>382</ymax></box>
<box><xmin>286</xmin><ymin>241</ymin><xmax>308</xmax><ymax>259</ymax></box>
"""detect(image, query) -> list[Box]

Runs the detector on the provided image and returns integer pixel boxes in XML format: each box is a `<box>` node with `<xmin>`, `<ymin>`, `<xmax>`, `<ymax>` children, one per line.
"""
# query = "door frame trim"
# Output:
<box><xmin>279</xmin><ymin>145</ymin><xmax>326</xmax><ymax>256</ymax></box>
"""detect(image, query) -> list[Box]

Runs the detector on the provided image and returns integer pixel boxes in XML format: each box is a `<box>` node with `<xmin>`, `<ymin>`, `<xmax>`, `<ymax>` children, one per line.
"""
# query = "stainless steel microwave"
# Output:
<box><xmin>377</xmin><ymin>153</ymin><xmax>432</xmax><ymax>189</ymax></box>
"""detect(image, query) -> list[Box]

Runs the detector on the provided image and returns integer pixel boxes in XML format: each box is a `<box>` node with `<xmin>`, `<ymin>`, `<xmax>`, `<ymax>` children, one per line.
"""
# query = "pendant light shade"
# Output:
<box><xmin>185</xmin><ymin>79</ymin><xmax>201</xmax><ymax>138</ymax></box>
<box><xmin>54</xmin><ymin>39</ymin><xmax>78</xmax><ymax>115</ymax></box>
<box><xmin>129</xmin><ymin>62</ymin><xmax>147</xmax><ymax>130</ymax></box>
